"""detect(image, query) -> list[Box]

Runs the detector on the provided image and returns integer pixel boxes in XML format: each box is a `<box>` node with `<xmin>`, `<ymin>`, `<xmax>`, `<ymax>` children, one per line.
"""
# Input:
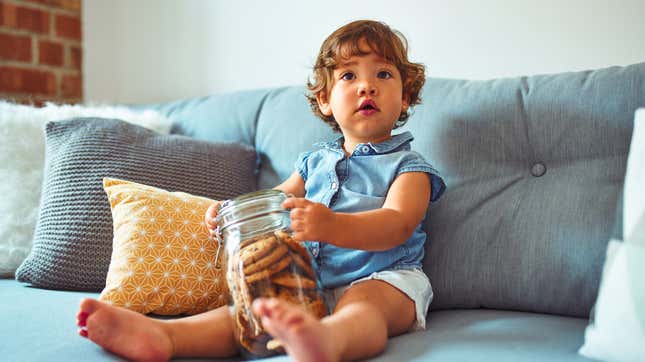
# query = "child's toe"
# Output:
<box><xmin>79</xmin><ymin>298</ymin><xmax>100</xmax><ymax>314</ymax></box>
<box><xmin>77</xmin><ymin>311</ymin><xmax>88</xmax><ymax>326</ymax></box>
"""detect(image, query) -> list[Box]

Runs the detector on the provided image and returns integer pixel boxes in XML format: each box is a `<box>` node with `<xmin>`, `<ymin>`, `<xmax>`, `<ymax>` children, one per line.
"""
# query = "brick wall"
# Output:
<box><xmin>0</xmin><ymin>0</ymin><xmax>82</xmax><ymax>105</ymax></box>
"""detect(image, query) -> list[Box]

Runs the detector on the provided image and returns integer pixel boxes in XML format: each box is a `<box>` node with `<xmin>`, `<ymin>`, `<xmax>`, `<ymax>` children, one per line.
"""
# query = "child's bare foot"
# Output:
<box><xmin>76</xmin><ymin>298</ymin><xmax>173</xmax><ymax>362</ymax></box>
<box><xmin>253</xmin><ymin>298</ymin><xmax>338</xmax><ymax>362</ymax></box>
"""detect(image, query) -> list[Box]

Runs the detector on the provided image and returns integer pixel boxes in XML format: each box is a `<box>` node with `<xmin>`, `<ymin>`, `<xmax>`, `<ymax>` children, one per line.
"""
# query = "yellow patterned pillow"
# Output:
<box><xmin>99</xmin><ymin>178</ymin><xmax>228</xmax><ymax>315</ymax></box>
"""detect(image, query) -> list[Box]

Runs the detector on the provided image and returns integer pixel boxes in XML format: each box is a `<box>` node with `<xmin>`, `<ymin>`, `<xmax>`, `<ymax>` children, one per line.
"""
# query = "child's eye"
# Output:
<box><xmin>340</xmin><ymin>72</ymin><xmax>355</xmax><ymax>81</ymax></box>
<box><xmin>377</xmin><ymin>71</ymin><xmax>393</xmax><ymax>79</ymax></box>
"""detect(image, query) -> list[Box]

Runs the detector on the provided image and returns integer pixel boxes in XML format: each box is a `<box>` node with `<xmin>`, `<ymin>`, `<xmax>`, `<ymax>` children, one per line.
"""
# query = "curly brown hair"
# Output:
<box><xmin>306</xmin><ymin>20</ymin><xmax>426</xmax><ymax>133</ymax></box>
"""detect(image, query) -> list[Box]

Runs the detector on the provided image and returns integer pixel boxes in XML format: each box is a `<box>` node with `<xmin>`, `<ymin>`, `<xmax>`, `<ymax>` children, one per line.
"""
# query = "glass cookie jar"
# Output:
<box><xmin>214</xmin><ymin>189</ymin><xmax>327</xmax><ymax>358</ymax></box>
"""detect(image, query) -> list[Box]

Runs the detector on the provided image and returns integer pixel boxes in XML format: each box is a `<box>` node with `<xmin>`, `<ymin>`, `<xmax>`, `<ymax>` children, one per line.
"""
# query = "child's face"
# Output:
<box><xmin>317</xmin><ymin>41</ymin><xmax>409</xmax><ymax>144</ymax></box>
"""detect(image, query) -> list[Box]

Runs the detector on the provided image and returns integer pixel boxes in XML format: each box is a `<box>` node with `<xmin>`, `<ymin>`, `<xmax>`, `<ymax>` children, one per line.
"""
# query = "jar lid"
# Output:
<box><xmin>215</xmin><ymin>189</ymin><xmax>288</xmax><ymax>232</ymax></box>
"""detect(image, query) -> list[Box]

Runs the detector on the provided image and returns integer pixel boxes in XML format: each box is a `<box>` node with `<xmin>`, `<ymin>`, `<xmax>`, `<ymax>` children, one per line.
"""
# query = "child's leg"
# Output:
<box><xmin>253</xmin><ymin>279</ymin><xmax>415</xmax><ymax>362</ymax></box>
<box><xmin>77</xmin><ymin>298</ymin><xmax>237</xmax><ymax>361</ymax></box>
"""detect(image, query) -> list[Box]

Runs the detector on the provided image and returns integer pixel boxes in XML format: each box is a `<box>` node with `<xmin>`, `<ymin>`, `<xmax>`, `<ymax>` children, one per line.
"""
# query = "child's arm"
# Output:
<box><xmin>282</xmin><ymin>172</ymin><xmax>431</xmax><ymax>251</ymax></box>
<box><xmin>273</xmin><ymin>171</ymin><xmax>306</xmax><ymax>198</ymax></box>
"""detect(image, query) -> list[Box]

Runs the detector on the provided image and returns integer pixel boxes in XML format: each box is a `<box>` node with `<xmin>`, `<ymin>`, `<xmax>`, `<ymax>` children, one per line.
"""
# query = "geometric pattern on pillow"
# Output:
<box><xmin>99</xmin><ymin>178</ymin><xmax>227</xmax><ymax>315</ymax></box>
<box><xmin>16</xmin><ymin>118</ymin><xmax>257</xmax><ymax>291</ymax></box>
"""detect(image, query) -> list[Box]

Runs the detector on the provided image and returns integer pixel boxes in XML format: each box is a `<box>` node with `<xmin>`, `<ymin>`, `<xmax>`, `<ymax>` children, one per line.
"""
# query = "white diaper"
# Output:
<box><xmin>323</xmin><ymin>268</ymin><xmax>433</xmax><ymax>331</ymax></box>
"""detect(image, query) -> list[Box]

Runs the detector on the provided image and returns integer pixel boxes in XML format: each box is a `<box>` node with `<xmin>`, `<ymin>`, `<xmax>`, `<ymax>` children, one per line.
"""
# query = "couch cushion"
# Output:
<box><xmin>408</xmin><ymin>63</ymin><xmax>645</xmax><ymax>317</ymax></box>
<box><xmin>253</xmin><ymin>86</ymin><xmax>337</xmax><ymax>189</ymax></box>
<box><xmin>377</xmin><ymin>309</ymin><xmax>591</xmax><ymax>362</ymax></box>
<box><xmin>0</xmin><ymin>279</ymin><xmax>590</xmax><ymax>362</ymax></box>
<box><xmin>149</xmin><ymin>88</ymin><xmax>273</xmax><ymax>147</ymax></box>
<box><xmin>16</xmin><ymin>118</ymin><xmax>257</xmax><ymax>291</ymax></box>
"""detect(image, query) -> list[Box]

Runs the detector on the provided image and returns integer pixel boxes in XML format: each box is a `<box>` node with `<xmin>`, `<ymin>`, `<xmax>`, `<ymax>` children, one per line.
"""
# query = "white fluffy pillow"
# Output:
<box><xmin>578</xmin><ymin>240</ymin><xmax>645</xmax><ymax>362</ymax></box>
<box><xmin>578</xmin><ymin>108</ymin><xmax>645</xmax><ymax>361</ymax></box>
<box><xmin>624</xmin><ymin>108</ymin><xmax>645</xmax><ymax>243</ymax></box>
<box><xmin>0</xmin><ymin>102</ymin><xmax>172</xmax><ymax>277</ymax></box>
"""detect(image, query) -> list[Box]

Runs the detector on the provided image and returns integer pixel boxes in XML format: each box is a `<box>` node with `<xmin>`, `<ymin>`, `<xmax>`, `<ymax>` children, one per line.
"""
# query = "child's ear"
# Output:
<box><xmin>402</xmin><ymin>94</ymin><xmax>410</xmax><ymax>113</ymax></box>
<box><xmin>316</xmin><ymin>92</ymin><xmax>333</xmax><ymax>116</ymax></box>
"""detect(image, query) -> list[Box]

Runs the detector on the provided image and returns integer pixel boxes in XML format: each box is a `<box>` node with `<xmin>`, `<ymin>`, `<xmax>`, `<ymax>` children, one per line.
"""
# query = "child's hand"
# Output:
<box><xmin>282</xmin><ymin>197</ymin><xmax>336</xmax><ymax>242</ymax></box>
<box><xmin>204</xmin><ymin>201</ymin><xmax>223</xmax><ymax>235</ymax></box>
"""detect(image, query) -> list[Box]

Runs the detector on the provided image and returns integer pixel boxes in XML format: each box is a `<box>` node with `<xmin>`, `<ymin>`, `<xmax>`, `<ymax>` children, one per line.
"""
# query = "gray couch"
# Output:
<box><xmin>3</xmin><ymin>62</ymin><xmax>644</xmax><ymax>361</ymax></box>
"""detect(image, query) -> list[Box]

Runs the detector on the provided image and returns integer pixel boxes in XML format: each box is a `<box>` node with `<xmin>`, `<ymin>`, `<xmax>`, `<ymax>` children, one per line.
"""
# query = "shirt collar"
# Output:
<box><xmin>315</xmin><ymin>131</ymin><xmax>414</xmax><ymax>155</ymax></box>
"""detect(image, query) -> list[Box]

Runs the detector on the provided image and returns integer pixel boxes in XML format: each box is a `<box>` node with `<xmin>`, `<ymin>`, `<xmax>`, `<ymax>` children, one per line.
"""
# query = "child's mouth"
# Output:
<box><xmin>357</xmin><ymin>99</ymin><xmax>379</xmax><ymax>116</ymax></box>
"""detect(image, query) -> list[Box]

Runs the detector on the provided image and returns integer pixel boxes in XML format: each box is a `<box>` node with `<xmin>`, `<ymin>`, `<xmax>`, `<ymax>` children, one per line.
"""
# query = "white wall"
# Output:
<box><xmin>84</xmin><ymin>0</ymin><xmax>645</xmax><ymax>104</ymax></box>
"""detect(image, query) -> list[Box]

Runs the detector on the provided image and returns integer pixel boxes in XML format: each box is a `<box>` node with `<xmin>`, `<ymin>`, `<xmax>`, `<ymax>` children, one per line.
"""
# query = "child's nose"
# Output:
<box><xmin>357</xmin><ymin>81</ymin><xmax>377</xmax><ymax>96</ymax></box>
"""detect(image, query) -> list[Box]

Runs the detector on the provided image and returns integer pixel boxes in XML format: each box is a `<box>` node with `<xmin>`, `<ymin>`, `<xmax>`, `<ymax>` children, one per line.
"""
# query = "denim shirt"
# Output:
<box><xmin>295</xmin><ymin>131</ymin><xmax>446</xmax><ymax>288</ymax></box>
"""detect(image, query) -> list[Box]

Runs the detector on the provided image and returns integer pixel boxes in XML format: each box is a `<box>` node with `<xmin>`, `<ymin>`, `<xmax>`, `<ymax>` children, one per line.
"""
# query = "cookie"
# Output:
<box><xmin>266</xmin><ymin>339</ymin><xmax>284</xmax><ymax>351</ymax></box>
<box><xmin>275</xmin><ymin>230</ymin><xmax>308</xmax><ymax>254</ymax></box>
<box><xmin>305</xmin><ymin>297</ymin><xmax>327</xmax><ymax>319</ymax></box>
<box><xmin>275</xmin><ymin>287</ymin><xmax>325</xmax><ymax>316</ymax></box>
<box><xmin>236</xmin><ymin>307</ymin><xmax>277</xmax><ymax>356</ymax></box>
<box><xmin>274</xmin><ymin>230</ymin><xmax>295</xmax><ymax>244</ymax></box>
<box><xmin>277</xmin><ymin>230</ymin><xmax>313</xmax><ymax>264</ymax></box>
<box><xmin>239</xmin><ymin>233</ymin><xmax>266</xmax><ymax>249</ymax></box>
<box><xmin>239</xmin><ymin>235</ymin><xmax>278</xmax><ymax>265</ymax></box>
<box><xmin>275</xmin><ymin>286</ymin><xmax>305</xmax><ymax>305</ymax></box>
<box><xmin>242</xmin><ymin>243</ymin><xmax>288</xmax><ymax>275</ymax></box>
<box><xmin>290</xmin><ymin>251</ymin><xmax>315</xmax><ymax>279</ymax></box>
<box><xmin>229</xmin><ymin>252</ymin><xmax>262</xmax><ymax>335</ymax></box>
<box><xmin>272</xmin><ymin>271</ymin><xmax>317</xmax><ymax>289</ymax></box>
<box><xmin>245</xmin><ymin>256</ymin><xmax>292</xmax><ymax>284</ymax></box>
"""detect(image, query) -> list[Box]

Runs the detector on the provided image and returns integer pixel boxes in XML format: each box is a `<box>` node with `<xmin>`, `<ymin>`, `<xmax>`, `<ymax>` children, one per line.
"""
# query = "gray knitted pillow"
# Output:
<box><xmin>16</xmin><ymin>118</ymin><xmax>257</xmax><ymax>291</ymax></box>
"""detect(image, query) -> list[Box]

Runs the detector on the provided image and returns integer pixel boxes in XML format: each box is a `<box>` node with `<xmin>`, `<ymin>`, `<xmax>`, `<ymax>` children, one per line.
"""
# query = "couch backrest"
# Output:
<box><xmin>154</xmin><ymin>62</ymin><xmax>645</xmax><ymax>318</ymax></box>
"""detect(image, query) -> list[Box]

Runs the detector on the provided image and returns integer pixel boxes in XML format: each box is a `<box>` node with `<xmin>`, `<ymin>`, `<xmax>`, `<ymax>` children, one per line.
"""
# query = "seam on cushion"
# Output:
<box><xmin>251</xmin><ymin>90</ymin><xmax>271</xmax><ymax>178</ymax></box>
<box><xmin>517</xmin><ymin>76</ymin><xmax>536</xmax><ymax>164</ymax></box>
<box><xmin>251</xmin><ymin>90</ymin><xmax>272</xmax><ymax>150</ymax></box>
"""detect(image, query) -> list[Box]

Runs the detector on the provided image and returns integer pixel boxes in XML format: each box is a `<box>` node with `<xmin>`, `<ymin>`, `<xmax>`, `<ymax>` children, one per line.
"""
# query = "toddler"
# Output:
<box><xmin>76</xmin><ymin>19</ymin><xmax>446</xmax><ymax>362</ymax></box>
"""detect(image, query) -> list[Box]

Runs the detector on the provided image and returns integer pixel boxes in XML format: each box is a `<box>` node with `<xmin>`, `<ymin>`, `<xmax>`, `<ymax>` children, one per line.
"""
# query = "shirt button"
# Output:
<box><xmin>531</xmin><ymin>162</ymin><xmax>547</xmax><ymax>177</ymax></box>
<box><xmin>361</xmin><ymin>145</ymin><xmax>370</xmax><ymax>153</ymax></box>
<box><xmin>312</xmin><ymin>248</ymin><xmax>319</xmax><ymax>257</ymax></box>
<box><xmin>331</xmin><ymin>182</ymin><xmax>338</xmax><ymax>190</ymax></box>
